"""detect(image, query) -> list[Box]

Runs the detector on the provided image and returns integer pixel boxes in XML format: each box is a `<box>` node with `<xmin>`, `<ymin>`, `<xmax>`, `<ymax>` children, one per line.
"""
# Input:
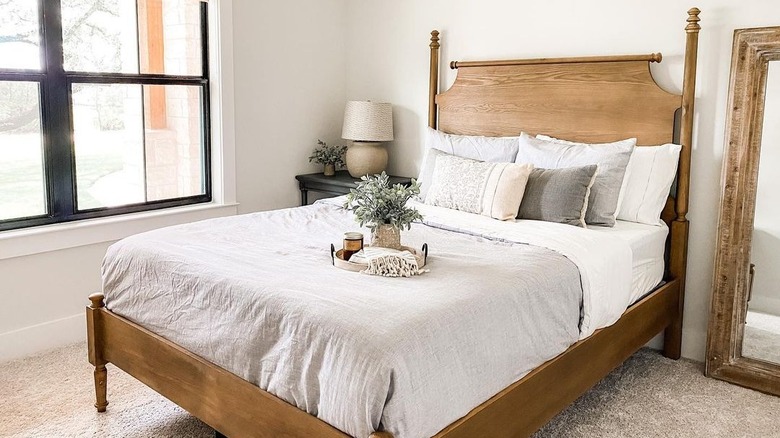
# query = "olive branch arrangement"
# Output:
<box><xmin>343</xmin><ymin>172</ymin><xmax>422</xmax><ymax>231</ymax></box>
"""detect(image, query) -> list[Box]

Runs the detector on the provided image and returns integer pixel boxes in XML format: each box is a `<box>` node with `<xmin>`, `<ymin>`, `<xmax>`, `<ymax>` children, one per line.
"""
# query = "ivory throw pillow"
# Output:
<box><xmin>518</xmin><ymin>165</ymin><xmax>598</xmax><ymax>228</ymax></box>
<box><xmin>418</xmin><ymin>128</ymin><xmax>520</xmax><ymax>199</ymax></box>
<box><xmin>517</xmin><ymin>133</ymin><xmax>635</xmax><ymax>227</ymax></box>
<box><xmin>425</xmin><ymin>155</ymin><xmax>534</xmax><ymax>220</ymax></box>
<box><xmin>617</xmin><ymin>143</ymin><xmax>682</xmax><ymax>225</ymax></box>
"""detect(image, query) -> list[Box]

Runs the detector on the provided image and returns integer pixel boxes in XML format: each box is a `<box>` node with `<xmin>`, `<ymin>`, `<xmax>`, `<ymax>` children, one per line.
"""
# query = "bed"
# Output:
<box><xmin>86</xmin><ymin>8</ymin><xmax>700</xmax><ymax>438</ymax></box>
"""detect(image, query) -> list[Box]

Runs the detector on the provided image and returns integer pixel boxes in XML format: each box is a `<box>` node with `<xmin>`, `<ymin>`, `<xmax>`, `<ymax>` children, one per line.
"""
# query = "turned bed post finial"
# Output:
<box><xmin>429</xmin><ymin>30</ymin><xmax>440</xmax><ymax>129</ymax></box>
<box><xmin>87</xmin><ymin>292</ymin><xmax>108</xmax><ymax>412</ymax></box>
<box><xmin>686</xmin><ymin>7</ymin><xmax>701</xmax><ymax>32</ymax></box>
<box><xmin>89</xmin><ymin>292</ymin><xmax>105</xmax><ymax>309</ymax></box>
<box><xmin>430</xmin><ymin>30</ymin><xmax>440</xmax><ymax>49</ymax></box>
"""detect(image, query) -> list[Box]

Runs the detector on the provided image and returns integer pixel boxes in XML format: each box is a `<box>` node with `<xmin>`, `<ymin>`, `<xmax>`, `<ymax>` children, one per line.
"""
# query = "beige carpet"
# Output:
<box><xmin>1</xmin><ymin>344</ymin><xmax>779</xmax><ymax>438</ymax></box>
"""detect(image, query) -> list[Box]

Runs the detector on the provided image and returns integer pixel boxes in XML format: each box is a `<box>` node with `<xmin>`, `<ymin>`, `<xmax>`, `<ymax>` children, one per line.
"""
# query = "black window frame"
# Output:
<box><xmin>0</xmin><ymin>0</ymin><xmax>212</xmax><ymax>232</ymax></box>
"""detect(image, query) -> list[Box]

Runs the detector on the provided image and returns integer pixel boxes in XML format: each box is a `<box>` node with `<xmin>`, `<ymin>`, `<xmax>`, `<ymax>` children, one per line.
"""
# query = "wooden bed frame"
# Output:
<box><xmin>86</xmin><ymin>8</ymin><xmax>700</xmax><ymax>438</ymax></box>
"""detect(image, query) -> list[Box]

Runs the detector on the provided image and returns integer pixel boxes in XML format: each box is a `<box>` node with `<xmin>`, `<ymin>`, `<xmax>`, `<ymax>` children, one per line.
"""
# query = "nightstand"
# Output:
<box><xmin>295</xmin><ymin>171</ymin><xmax>413</xmax><ymax>206</ymax></box>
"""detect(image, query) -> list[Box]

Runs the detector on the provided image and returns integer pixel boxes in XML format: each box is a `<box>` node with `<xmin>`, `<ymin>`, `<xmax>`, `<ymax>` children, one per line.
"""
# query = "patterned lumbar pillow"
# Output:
<box><xmin>518</xmin><ymin>165</ymin><xmax>598</xmax><ymax>227</ymax></box>
<box><xmin>425</xmin><ymin>154</ymin><xmax>534</xmax><ymax>220</ymax></box>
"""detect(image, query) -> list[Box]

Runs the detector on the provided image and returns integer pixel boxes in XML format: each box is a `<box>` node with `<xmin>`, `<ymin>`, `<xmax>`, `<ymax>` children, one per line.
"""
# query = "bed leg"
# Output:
<box><xmin>663</xmin><ymin>317</ymin><xmax>683</xmax><ymax>360</ymax></box>
<box><xmin>369</xmin><ymin>432</ymin><xmax>394</xmax><ymax>438</ymax></box>
<box><xmin>93</xmin><ymin>364</ymin><xmax>109</xmax><ymax>412</ymax></box>
<box><xmin>663</xmin><ymin>217</ymin><xmax>690</xmax><ymax>361</ymax></box>
<box><xmin>87</xmin><ymin>293</ymin><xmax>109</xmax><ymax>412</ymax></box>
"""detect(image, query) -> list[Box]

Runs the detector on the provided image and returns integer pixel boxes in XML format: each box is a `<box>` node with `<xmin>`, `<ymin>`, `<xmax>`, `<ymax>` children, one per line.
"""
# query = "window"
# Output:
<box><xmin>0</xmin><ymin>0</ymin><xmax>211</xmax><ymax>231</ymax></box>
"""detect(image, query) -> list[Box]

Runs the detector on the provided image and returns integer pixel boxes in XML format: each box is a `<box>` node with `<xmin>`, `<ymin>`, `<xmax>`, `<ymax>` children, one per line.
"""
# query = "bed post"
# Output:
<box><xmin>428</xmin><ymin>30</ymin><xmax>440</xmax><ymax>129</ymax></box>
<box><xmin>87</xmin><ymin>292</ymin><xmax>109</xmax><ymax>412</ymax></box>
<box><xmin>664</xmin><ymin>7</ymin><xmax>700</xmax><ymax>360</ymax></box>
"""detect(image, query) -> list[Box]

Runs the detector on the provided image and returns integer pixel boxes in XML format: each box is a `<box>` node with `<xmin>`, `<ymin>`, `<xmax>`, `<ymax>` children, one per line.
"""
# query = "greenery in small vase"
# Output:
<box><xmin>344</xmin><ymin>172</ymin><xmax>423</xmax><ymax>231</ymax></box>
<box><xmin>308</xmin><ymin>139</ymin><xmax>347</xmax><ymax>167</ymax></box>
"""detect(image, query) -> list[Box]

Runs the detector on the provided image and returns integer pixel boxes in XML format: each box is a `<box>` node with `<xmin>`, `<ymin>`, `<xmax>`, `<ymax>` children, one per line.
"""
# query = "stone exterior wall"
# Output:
<box><xmin>143</xmin><ymin>0</ymin><xmax>204</xmax><ymax>202</ymax></box>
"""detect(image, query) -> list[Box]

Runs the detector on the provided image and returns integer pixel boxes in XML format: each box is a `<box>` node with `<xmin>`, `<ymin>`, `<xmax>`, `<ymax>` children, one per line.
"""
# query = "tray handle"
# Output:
<box><xmin>422</xmin><ymin>243</ymin><xmax>428</xmax><ymax>263</ymax></box>
<box><xmin>331</xmin><ymin>244</ymin><xmax>336</xmax><ymax>265</ymax></box>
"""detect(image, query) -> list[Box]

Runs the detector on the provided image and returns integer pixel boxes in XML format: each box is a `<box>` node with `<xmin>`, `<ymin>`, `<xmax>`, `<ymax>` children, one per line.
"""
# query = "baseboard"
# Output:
<box><xmin>681</xmin><ymin>328</ymin><xmax>706</xmax><ymax>362</ymax></box>
<box><xmin>0</xmin><ymin>313</ymin><xmax>85</xmax><ymax>362</ymax></box>
<box><xmin>645</xmin><ymin>333</ymin><xmax>664</xmax><ymax>350</ymax></box>
<box><xmin>750</xmin><ymin>295</ymin><xmax>780</xmax><ymax>317</ymax></box>
<box><xmin>644</xmin><ymin>330</ymin><xmax>704</xmax><ymax>362</ymax></box>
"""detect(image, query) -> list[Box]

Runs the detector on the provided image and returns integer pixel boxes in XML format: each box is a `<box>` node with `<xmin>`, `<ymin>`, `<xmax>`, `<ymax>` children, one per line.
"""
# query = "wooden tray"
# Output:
<box><xmin>330</xmin><ymin>243</ymin><xmax>428</xmax><ymax>272</ymax></box>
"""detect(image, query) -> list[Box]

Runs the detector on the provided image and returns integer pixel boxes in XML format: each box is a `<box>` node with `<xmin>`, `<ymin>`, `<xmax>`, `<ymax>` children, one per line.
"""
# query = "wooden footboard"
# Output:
<box><xmin>87</xmin><ymin>293</ymin><xmax>351</xmax><ymax>438</ymax></box>
<box><xmin>87</xmin><ymin>279</ymin><xmax>678</xmax><ymax>438</ymax></box>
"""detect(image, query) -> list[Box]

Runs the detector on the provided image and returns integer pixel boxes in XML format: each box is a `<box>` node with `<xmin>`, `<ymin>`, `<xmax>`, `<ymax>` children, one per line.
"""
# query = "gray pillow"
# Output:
<box><xmin>518</xmin><ymin>165</ymin><xmax>598</xmax><ymax>227</ymax></box>
<box><xmin>515</xmin><ymin>133</ymin><xmax>635</xmax><ymax>227</ymax></box>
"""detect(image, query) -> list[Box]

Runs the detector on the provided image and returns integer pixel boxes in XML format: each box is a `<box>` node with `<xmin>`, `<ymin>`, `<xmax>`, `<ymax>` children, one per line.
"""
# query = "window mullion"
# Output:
<box><xmin>41</xmin><ymin>0</ymin><xmax>76</xmax><ymax>221</ymax></box>
<box><xmin>200</xmin><ymin>2</ymin><xmax>212</xmax><ymax>198</ymax></box>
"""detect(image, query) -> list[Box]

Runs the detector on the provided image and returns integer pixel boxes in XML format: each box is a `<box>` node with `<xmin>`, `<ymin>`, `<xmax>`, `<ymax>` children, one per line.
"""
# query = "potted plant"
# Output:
<box><xmin>344</xmin><ymin>172</ymin><xmax>422</xmax><ymax>249</ymax></box>
<box><xmin>309</xmin><ymin>140</ymin><xmax>346</xmax><ymax>176</ymax></box>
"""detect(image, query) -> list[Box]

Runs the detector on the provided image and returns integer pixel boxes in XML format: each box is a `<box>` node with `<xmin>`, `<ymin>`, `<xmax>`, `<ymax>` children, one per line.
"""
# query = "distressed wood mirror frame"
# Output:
<box><xmin>706</xmin><ymin>26</ymin><xmax>780</xmax><ymax>396</ymax></box>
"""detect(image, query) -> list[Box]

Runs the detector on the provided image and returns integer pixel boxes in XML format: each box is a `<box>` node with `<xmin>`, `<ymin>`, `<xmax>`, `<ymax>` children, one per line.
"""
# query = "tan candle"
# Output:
<box><xmin>343</xmin><ymin>232</ymin><xmax>364</xmax><ymax>261</ymax></box>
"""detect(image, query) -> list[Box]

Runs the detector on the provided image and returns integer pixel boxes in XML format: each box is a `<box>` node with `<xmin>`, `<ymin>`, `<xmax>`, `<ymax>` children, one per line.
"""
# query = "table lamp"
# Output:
<box><xmin>341</xmin><ymin>101</ymin><xmax>394</xmax><ymax>177</ymax></box>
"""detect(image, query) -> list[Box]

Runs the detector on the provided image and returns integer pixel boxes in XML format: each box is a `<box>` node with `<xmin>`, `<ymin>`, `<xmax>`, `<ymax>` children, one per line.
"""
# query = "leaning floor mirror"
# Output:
<box><xmin>707</xmin><ymin>26</ymin><xmax>780</xmax><ymax>395</ymax></box>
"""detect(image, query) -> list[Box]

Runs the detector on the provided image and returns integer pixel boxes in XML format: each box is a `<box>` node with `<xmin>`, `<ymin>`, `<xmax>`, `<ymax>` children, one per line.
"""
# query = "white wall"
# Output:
<box><xmin>0</xmin><ymin>0</ymin><xmax>349</xmax><ymax>361</ymax></box>
<box><xmin>344</xmin><ymin>0</ymin><xmax>780</xmax><ymax>361</ymax></box>
<box><xmin>751</xmin><ymin>62</ymin><xmax>780</xmax><ymax>316</ymax></box>
<box><xmin>232</xmin><ymin>0</ymin><xmax>348</xmax><ymax>213</ymax></box>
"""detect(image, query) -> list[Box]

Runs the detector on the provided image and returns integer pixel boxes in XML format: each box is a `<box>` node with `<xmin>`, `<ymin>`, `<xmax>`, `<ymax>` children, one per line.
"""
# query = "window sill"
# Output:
<box><xmin>0</xmin><ymin>202</ymin><xmax>239</xmax><ymax>260</ymax></box>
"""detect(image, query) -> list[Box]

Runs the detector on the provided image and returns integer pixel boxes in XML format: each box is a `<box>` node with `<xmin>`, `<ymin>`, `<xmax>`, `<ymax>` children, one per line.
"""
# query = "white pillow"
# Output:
<box><xmin>616</xmin><ymin>144</ymin><xmax>682</xmax><ymax>225</ymax></box>
<box><xmin>425</xmin><ymin>154</ymin><xmax>534</xmax><ymax>221</ymax></box>
<box><xmin>418</xmin><ymin>128</ymin><xmax>520</xmax><ymax>198</ymax></box>
<box><xmin>519</xmin><ymin>133</ymin><xmax>635</xmax><ymax>227</ymax></box>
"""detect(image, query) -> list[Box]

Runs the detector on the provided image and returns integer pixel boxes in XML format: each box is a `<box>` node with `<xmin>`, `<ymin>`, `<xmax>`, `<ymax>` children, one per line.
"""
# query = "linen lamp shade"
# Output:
<box><xmin>342</xmin><ymin>101</ymin><xmax>394</xmax><ymax>141</ymax></box>
<box><xmin>341</xmin><ymin>101</ymin><xmax>394</xmax><ymax>177</ymax></box>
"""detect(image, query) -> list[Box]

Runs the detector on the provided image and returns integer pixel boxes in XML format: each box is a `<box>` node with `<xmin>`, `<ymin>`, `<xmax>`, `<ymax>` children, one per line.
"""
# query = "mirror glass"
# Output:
<box><xmin>744</xmin><ymin>61</ymin><xmax>780</xmax><ymax>364</ymax></box>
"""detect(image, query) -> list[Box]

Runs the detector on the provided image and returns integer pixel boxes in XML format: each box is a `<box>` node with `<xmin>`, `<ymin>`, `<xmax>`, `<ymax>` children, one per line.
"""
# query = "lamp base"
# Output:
<box><xmin>346</xmin><ymin>142</ymin><xmax>388</xmax><ymax>178</ymax></box>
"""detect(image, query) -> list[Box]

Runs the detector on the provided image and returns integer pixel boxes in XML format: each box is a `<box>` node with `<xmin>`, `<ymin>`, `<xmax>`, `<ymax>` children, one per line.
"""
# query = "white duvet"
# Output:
<box><xmin>102</xmin><ymin>199</ymin><xmax>633</xmax><ymax>437</ymax></box>
<box><xmin>406</xmin><ymin>200</ymin><xmax>633</xmax><ymax>339</ymax></box>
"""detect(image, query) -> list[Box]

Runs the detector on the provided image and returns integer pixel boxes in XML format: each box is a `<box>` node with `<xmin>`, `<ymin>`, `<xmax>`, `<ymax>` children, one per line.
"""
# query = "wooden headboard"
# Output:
<box><xmin>426</xmin><ymin>8</ymin><xmax>700</xmax><ymax>336</ymax></box>
<box><xmin>436</xmin><ymin>54</ymin><xmax>678</xmax><ymax>145</ymax></box>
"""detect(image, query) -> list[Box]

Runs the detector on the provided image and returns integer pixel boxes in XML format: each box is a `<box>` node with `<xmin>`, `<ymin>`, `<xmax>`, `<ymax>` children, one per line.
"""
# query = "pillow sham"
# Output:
<box><xmin>425</xmin><ymin>154</ymin><xmax>533</xmax><ymax>221</ymax></box>
<box><xmin>536</xmin><ymin>134</ymin><xmax>634</xmax><ymax>219</ymax></box>
<box><xmin>517</xmin><ymin>133</ymin><xmax>635</xmax><ymax>227</ymax></box>
<box><xmin>418</xmin><ymin>128</ymin><xmax>520</xmax><ymax>199</ymax></box>
<box><xmin>518</xmin><ymin>165</ymin><xmax>598</xmax><ymax>228</ymax></box>
<box><xmin>617</xmin><ymin>143</ymin><xmax>682</xmax><ymax>225</ymax></box>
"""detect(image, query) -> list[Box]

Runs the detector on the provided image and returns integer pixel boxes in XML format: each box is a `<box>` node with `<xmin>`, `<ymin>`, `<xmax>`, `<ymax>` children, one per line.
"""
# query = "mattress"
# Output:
<box><xmin>102</xmin><ymin>200</ymin><xmax>634</xmax><ymax>438</ymax></box>
<box><xmin>592</xmin><ymin>220</ymin><xmax>668</xmax><ymax>304</ymax></box>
